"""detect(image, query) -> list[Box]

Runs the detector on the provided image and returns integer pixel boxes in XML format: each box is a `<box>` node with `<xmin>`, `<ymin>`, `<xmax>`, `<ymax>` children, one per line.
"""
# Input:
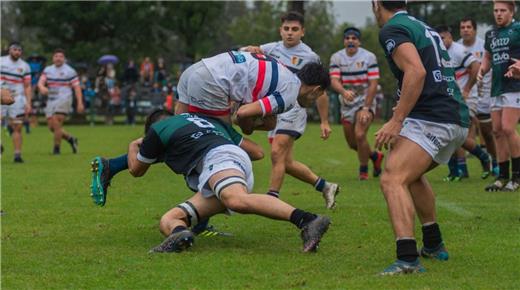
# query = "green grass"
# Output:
<box><xmin>2</xmin><ymin>123</ymin><xmax>519</xmax><ymax>289</ymax></box>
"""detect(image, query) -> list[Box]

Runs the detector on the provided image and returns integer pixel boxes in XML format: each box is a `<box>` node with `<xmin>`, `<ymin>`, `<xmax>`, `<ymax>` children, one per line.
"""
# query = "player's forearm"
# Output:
<box><xmin>480</xmin><ymin>52</ymin><xmax>491</xmax><ymax>75</ymax></box>
<box><xmin>316</xmin><ymin>92</ymin><xmax>329</xmax><ymax>124</ymax></box>
<box><xmin>236</xmin><ymin>101</ymin><xmax>264</xmax><ymax>118</ymax></box>
<box><xmin>364</xmin><ymin>80</ymin><xmax>378</xmax><ymax>107</ymax></box>
<box><xmin>128</xmin><ymin>141</ymin><xmax>148</xmax><ymax>177</ymax></box>
<box><xmin>330</xmin><ymin>78</ymin><xmax>346</xmax><ymax>95</ymax></box>
<box><xmin>24</xmin><ymin>84</ymin><xmax>32</xmax><ymax>104</ymax></box>
<box><xmin>392</xmin><ymin>68</ymin><xmax>425</xmax><ymax>123</ymax></box>
<box><xmin>464</xmin><ymin>61</ymin><xmax>479</xmax><ymax>93</ymax></box>
<box><xmin>74</xmin><ymin>86</ymin><xmax>84</xmax><ymax>104</ymax></box>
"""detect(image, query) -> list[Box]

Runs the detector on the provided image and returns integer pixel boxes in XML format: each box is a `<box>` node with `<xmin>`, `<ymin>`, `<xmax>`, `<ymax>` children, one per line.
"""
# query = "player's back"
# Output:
<box><xmin>379</xmin><ymin>11</ymin><xmax>469</xmax><ymax>128</ymax></box>
<box><xmin>201</xmin><ymin>51</ymin><xmax>299</xmax><ymax>104</ymax></box>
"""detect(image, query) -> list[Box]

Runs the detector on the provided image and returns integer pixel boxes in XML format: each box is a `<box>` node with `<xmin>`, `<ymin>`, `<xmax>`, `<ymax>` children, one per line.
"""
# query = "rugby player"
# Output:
<box><xmin>479</xmin><ymin>0</ymin><xmax>520</xmax><ymax>192</ymax></box>
<box><xmin>329</xmin><ymin>27</ymin><xmax>384</xmax><ymax>180</ymax></box>
<box><xmin>38</xmin><ymin>48</ymin><xmax>84</xmax><ymax>154</ymax></box>
<box><xmin>372</xmin><ymin>0</ymin><xmax>470</xmax><ymax>274</ymax></box>
<box><xmin>240</xmin><ymin>11</ymin><xmax>339</xmax><ymax>208</ymax></box>
<box><xmin>0</xmin><ymin>42</ymin><xmax>32</xmax><ymax>163</ymax></box>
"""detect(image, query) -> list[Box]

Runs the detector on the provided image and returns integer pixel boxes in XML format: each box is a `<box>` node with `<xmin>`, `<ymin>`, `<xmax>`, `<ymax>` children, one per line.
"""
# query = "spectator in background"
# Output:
<box><xmin>155</xmin><ymin>57</ymin><xmax>168</xmax><ymax>87</ymax></box>
<box><xmin>125</xmin><ymin>86</ymin><xmax>137</xmax><ymax>126</ymax></box>
<box><xmin>106</xmin><ymin>81</ymin><xmax>121</xmax><ymax>125</ymax></box>
<box><xmin>123</xmin><ymin>59</ymin><xmax>139</xmax><ymax>85</ymax></box>
<box><xmin>150</xmin><ymin>82</ymin><xmax>163</xmax><ymax>109</ymax></box>
<box><xmin>140</xmin><ymin>57</ymin><xmax>154</xmax><ymax>86</ymax></box>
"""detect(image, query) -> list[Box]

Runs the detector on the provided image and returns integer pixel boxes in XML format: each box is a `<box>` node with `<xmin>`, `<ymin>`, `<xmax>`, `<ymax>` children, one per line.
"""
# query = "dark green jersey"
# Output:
<box><xmin>138</xmin><ymin>113</ymin><xmax>243</xmax><ymax>176</ymax></box>
<box><xmin>484</xmin><ymin>20</ymin><xmax>520</xmax><ymax>97</ymax></box>
<box><xmin>379</xmin><ymin>11</ymin><xmax>470</xmax><ymax>128</ymax></box>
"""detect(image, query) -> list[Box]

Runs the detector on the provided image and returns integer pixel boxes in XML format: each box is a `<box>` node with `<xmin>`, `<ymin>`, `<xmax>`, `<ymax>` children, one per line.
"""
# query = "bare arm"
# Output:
<box><xmin>463</xmin><ymin>60</ymin><xmax>480</xmax><ymax>99</ymax></box>
<box><xmin>127</xmin><ymin>138</ymin><xmax>151</xmax><ymax>177</ymax></box>
<box><xmin>73</xmin><ymin>84</ymin><xmax>85</xmax><ymax>113</ymax></box>
<box><xmin>37</xmin><ymin>73</ymin><xmax>48</xmax><ymax>96</ymax></box>
<box><xmin>375</xmin><ymin>43</ymin><xmax>426</xmax><ymax>149</ymax></box>
<box><xmin>23</xmin><ymin>78</ymin><xmax>32</xmax><ymax>115</ymax></box>
<box><xmin>240</xmin><ymin>46</ymin><xmax>264</xmax><ymax>54</ymax></box>
<box><xmin>330</xmin><ymin>77</ymin><xmax>355</xmax><ymax>102</ymax></box>
<box><xmin>478</xmin><ymin>51</ymin><xmax>492</xmax><ymax>80</ymax></box>
<box><xmin>240</xmin><ymin>138</ymin><xmax>265</xmax><ymax>161</ymax></box>
<box><xmin>315</xmin><ymin>92</ymin><xmax>332</xmax><ymax>139</ymax></box>
<box><xmin>364</xmin><ymin>79</ymin><xmax>378</xmax><ymax>108</ymax></box>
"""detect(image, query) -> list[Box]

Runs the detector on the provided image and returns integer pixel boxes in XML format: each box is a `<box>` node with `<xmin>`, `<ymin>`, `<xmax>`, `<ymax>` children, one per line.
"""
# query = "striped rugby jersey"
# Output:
<box><xmin>457</xmin><ymin>37</ymin><xmax>491</xmax><ymax>97</ymax></box>
<box><xmin>201</xmin><ymin>51</ymin><xmax>300</xmax><ymax>116</ymax></box>
<box><xmin>447</xmin><ymin>41</ymin><xmax>478</xmax><ymax>96</ymax></box>
<box><xmin>0</xmin><ymin>55</ymin><xmax>31</xmax><ymax>98</ymax></box>
<box><xmin>40</xmin><ymin>64</ymin><xmax>80</xmax><ymax>100</ymax></box>
<box><xmin>260</xmin><ymin>41</ymin><xmax>320</xmax><ymax>73</ymax></box>
<box><xmin>329</xmin><ymin>47</ymin><xmax>379</xmax><ymax>98</ymax></box>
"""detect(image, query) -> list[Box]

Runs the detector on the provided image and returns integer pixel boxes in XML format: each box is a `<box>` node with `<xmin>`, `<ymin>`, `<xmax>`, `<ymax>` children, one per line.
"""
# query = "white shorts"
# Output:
<box><xmin>1</xmin><ymin>95</ymin><xmax>26</xmax><ymax>119</ymax></box>
<box><xmin>491</xmin><ymin>92</ymin><xmax>520</xmax><ymax>111</ymax></box>
<box><xmin>267</xmin><ymin>105</ymin><xmax>307</xmax><ymax>142</ymax></box>
<box><xmin>45</xmin><ymin>97</ymin><xmax>72</xmax><ymax>118</ymax></box>
<box><xmin>195</xmin><ymin>144</ymin><xmax>254</xmax><ymax>200</ymax></box>
<box><xmin>466</xmin><ymin>95</ymin><xmax>478</xmax><ymax>118</ymax></box>
<box><xmin>177</xmin><ymin>61</ymin><xmax>230</xmax><ymax>115</ymax></box>
<box><xmin>339</xmin><ymin>94</ymin><xmax>376</xmax><ymax>124</ymax></box>
<box><xmin>476</xmin><ymin>94</ymin><xmax>492</xmax><ymax>115</ymax></box>
<box><xmin>399</xmin><ymin>118</ymin><xmax>468</xmax><ymax>165</ymax></box>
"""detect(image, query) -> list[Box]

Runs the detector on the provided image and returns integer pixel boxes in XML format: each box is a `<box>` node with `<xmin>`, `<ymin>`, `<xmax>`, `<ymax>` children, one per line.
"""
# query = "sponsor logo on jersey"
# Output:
<box><xmin>433</xmin><ymin>70</ymin><xmax>442</xmax><ymax>82</ymax></box>
<box><xmin>493</xmin><ymin>52</ymin><xmax>510</xmax><ymax>63</ymax></box>
<box><xmin>490</xmin><ymin>37</ymin><xmax>510</xmax><ymax>49</ymax></box>
<box><xmin>291</xmin><ymin>56</ymin><xmax>302</xmax><ymax>66</ymax></box>
<box><xmin>385</xmin><ymin>39</ymin><xmax>396</xmax><ymax>54</ymax></box>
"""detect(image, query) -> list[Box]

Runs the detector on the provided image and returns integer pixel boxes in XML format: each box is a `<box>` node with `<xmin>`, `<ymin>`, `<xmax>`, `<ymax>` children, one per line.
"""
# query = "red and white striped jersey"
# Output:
<box><xmin>40</xmin><ymin>64</ymin><xmax>80</xmax><ymax>100</ymax></box>
<box><xmin>329</xmin><ymin>47</ymin><xmax>379</xmax><ymax>98</ymax></box>
<box><xmin>201</xmin><ymin>51</ymin><xmax>300</xmax><ymax>115</ymax></box>
<box><xmin>447</xmin><ymin>41</ymin><xmax>478</xmax><ymax>95</ymax></box>
<box><xmin>0</xmin><ymin>55</ymin><xmax>31</xmax><ymax>98</ymax></box>
<box><xmin>457</xmin><ymin>37</ymin><xmax>490</xmax><ymax>97</ymax></box>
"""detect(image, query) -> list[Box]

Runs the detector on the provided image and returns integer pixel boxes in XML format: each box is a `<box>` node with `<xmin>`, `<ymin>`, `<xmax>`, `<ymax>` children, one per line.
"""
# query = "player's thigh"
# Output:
<box><xmin>491</xmin><ymin>110</ymin><xmax>503</xmax><ymax>133</ymax></box>
<box><xmin>501</xmin><ymin>107</ymin><xmax>520</xmax><ymax>134</ymax></box>
<box><xmin>271</xmin><ymin>134</ymin><xmax>294</xmax><ymax>161</ymax></box>
<box><xmin>341</xmin><ymin>120</ymin><xmax>356</xmax><ymax>146</ymax></box>
<box><xmin>383</xmin><ymin>136</ymin><xmax>434</xmax><ymax>184</ymax></box>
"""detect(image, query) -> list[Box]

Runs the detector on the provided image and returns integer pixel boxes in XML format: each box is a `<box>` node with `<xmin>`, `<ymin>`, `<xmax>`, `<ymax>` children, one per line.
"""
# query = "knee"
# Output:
<box><xmin>159</xmin><ymin>208</ymin><xmax>186</xmax><ymax>234</ymax></box>
<box><xmin>380</xmin><ymin>171</ymin><xmax>404</xmax><ymax>194</ymax></box>
<box><xmin>270</xmin><ymin>147</ymin><xmax>287</xmax><ymax>165</ymax></box>
<box><xmin>355</xmin><ymin>131</ymin><xmax>366</xmax><ymax>143</ymax></box>
<box><xmin>501</xmin><ymin>124</ymin><xmax>518</xmax><ymax>138</ymax></box>
<box><xmin>221</xmin><ymin>194</ymin><xmax>249</xmax><ymax>214</ymax></box>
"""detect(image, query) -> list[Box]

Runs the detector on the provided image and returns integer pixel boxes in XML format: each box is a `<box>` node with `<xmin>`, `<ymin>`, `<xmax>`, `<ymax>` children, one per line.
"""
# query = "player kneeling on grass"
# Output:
<box><xmin>123</xmin><ymin>110</ymin><xmax>331</xmax><ymax>252</ymax></box>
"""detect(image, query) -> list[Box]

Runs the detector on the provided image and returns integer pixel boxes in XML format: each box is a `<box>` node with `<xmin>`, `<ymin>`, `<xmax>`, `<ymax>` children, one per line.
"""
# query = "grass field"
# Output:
<box><xmin>2</xmin><ymin>122</ymin><xmax>519</xmax><ymax>289</ymax></box>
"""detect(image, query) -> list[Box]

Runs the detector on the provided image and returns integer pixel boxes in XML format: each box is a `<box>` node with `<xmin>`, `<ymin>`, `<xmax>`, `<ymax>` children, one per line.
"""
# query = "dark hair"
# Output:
<box><xmin>435</xmin><ymin>25</ymin><xmax>451</xmax><ymax>34</ymax></box>
<box><xmin>8</xmin><ymin>41</ymin><xmax>22</xmax><ymax>50</ymax></box>
<box><xmin>144</xmin><ymin>109</ymin><xmax>173</xmax><ymax>133</ymax></box>
<box><xmin>343</xmin><ymin>27</ymin><xmax>362</xmax><ymax>39</ymax></box>
<box><xmin>379</xmin><ymin>1</ymin><xmax>407</xmax><ymax>11</ymax></box>
<box><xmin>494</xmin><ymin>1</ymin><xmax>516</xmax><ymax>12</ymax></box>
<box><xmin>296</xmin><ymin>62</ymin><xmax>330</xmax><ymax>90</ymax></box>
<box><xmin>53</xmin><ymin>48</ymin><xmax>66</xmax><ymax>55</ymax></box>
<box><xmin>460</xmin><ymin>17</ymin><xmax>477</xmax><ymax>30</ymax></box>
<box><xmin>281</xmin><ymin>11</ymin><xmax>304</xmax><ymax>26</ymax></box>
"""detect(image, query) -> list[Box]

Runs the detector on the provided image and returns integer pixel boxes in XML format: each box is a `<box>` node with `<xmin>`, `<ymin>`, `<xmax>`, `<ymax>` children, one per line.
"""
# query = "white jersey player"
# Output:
<box><xmin>239</xmin><ymin>11</ymin><xmax>339</xmax><ymax>208</ymax></box>
<box><xmin>0</xmin><ymin>42</ymin><xmax>32</xmax><ymax>163</ymax></box>
<box><xmin>38</xmin><ymin>49</ymin><xmax>84</xmax><ymax>154</ymax></box>
<box><xmin>329</xmin><ymin>27</ymin><xmax>384</xmax><ymax>181</ymax></box>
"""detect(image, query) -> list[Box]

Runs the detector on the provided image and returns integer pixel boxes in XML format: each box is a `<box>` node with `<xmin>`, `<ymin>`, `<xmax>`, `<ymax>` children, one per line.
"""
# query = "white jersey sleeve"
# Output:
<box><xmin>259</xmin><ymin>80</ymin><xmax>299</xmax><ymax>116</ymax></box>
<box><xmin>367</xmin><ymin>52</ymin><xmax>380</xmax><ymax>80</ymax></box>
<box><xmin>329</xmin><ymin>50</ymin><xmax>342</xmax><ymax>79</ymax></box>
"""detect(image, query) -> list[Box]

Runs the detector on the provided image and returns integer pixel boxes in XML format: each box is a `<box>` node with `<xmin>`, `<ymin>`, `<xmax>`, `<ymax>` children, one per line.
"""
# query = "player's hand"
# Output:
<box><xmin>504</xmin><ymin>58</ymin><xmax>520</xmax><ymax>79</ymax></box>
<box><xmin>375</xmin><ymin>118</ymin><xmax>402</xmax><ymax>151</ymax></box>
<box><xmin>39</xmin><ymin>86</ymin><xmax>49</xmax><ymax>96</ymax></box>
<box><xmin>76</xmin><ymin>102</ymin><xmax>85</xmax><ymax>114</ymax></box>
<box><xmin>240</xmin><ymin>46</ymin><xmax>264</xmax><ymax>54</ymax></box>
<box><xmin>358</xmin><ymin>108</ymin><xmax>371</xmax><ymax>125</ymax></box>
<box><xmin>342</xmin><ymin>90</ymin><xmax>355</xmax><ymax>103</ymax></box>
<box><xmin>462</xmin><ymin>89</ymin><xmax>470</xmax><ymax>100</ymax></box>
<box><xmin>320</xmin><ymin>122</ymin><xmax>332</xmax><ymax>140</ymax></box>
<box><xmin>131</xmin><ymin>137</ymin><xmax>143</xmax><ymax>148</ymax></box>
<box><xmin>476</xmin><ymin>68</ymin><xmax>484</xmax><ymax>84</ymax></box>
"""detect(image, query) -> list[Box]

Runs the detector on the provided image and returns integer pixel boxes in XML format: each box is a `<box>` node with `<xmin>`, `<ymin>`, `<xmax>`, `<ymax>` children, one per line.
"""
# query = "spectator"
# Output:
<box><xmin>125</xmin><ymin>86</ymin><xmax>137</xmax><ymax>126</ymax></box>
<box><xmin>150</xmin><ymin>82</ymin><xmax>163</xmax><ymax>109</ymax></box>
<box><xmin>155</xmin><ymin>57</ymin><xmax>168</xmax><ymax>87</ymax></box>
<box><xmin>123</xmin><ymin>59</ymin><xmax>139</xmax><ymax>85</ymax></box>
<box><xmin>140</xmin><ymin>57</ymin><xmax>154</xmax><ymax>86</ymax></box>
<box><xmin>106</xmin><ymin>81</ymin><xmax>121</xmax><ymax>125</ymax></box>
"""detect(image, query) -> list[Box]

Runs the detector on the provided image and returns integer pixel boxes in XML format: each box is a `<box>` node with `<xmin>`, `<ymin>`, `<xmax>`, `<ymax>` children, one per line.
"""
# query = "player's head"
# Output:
<box><xmin>52</xmin><ymin>48</ymin><xmax>66</xmax><ymax>67</ymax></box>
<box><xmin>436</xmin><ymin>25</ymin><xmax>453</xmax><ymax>48</ymax></box>
<box><xmin>296</xmin><ymin>62</ymin><xmax>330</xmax><ymax>108</ymax></box>
<box><xmin>459</xmin><ymin>17</ymin><xmax>477</xmax><ymax>42</ymax></box>
<box><xmin>371</xmin><ymin>1</ymin><xmax>407</xmax><ymax>27</ymax></box>
<box><xmin>279</xmin><ymin>11</ymin><xmax>305</xmax><ymax>48</ymax></box>
<box><xmin>343</xmin><ymin>27</ymin><xmax>361</xmax><ymax>55</ymax></box>
<box><xmin>8</xmin><ymin>42</ymin><xmax>23</xmax><ymax>60</ymax></box>
<box><xmin>144</xmin><ymin>109</ymin><xmax>174</xmax><ymax>134</ymax></box>
<box><xmin>493</xmin><ymin>1</ymin><xmax>515</xmax><ymax>27</ymax></box>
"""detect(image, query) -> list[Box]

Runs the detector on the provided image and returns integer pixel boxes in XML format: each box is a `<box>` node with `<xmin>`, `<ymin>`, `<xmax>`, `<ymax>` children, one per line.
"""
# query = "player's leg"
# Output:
<box><xmin>380</xmin><ymin>136</ymin><xmax>432</xmax><ymax>275</ymax></box>
<box><xmin>501</xmin><ymin>106</ymin><xmax>520</xmax><ymax>191</ymax></box>
<box><xmin>462</xmin><ymin>120</ymin><xmax>491</xmax><ymax>179</ymax></box>
<box><xmin>268</xmin><ymin>133</ymin><xmax>294</xmax><ymax>198</ymax></box>
<box><xmin>478</xmin><ymin>115</ymin><xmax>498</xmax><ymax>176</ymax></box>
<box><xmin>341</xmin><ymin>118</ymin><xmax>357</xmax><ymax>151</ymax></box>
<box><xmin>9</xmin><ymin>117</ymin><xmax>24</xmax><ymax>162</ymax></box>
<box><xmin>486</xmin><ymin>109</ymin><xmax>511</xmax><ymax>191</ymax></box>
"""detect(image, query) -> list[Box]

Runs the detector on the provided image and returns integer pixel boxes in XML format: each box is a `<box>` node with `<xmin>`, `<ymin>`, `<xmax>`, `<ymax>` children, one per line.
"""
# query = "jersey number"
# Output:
<box><xmin>187</xmin><ymin>116</ymin><xmax>215</xmax><ymax>129</ymax></box>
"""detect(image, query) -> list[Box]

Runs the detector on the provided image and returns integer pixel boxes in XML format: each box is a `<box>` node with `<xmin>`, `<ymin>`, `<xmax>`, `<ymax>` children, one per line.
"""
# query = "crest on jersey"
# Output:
<box><xmin>356</xmin><ymin>61</ymin><xmax>365</xmax><ymax>69</ymax></box>
<box><xmin>473</xmin><ymin>51</ymin><xmax>482</xmax><ymax>58</ymax></box>
<box><xmin>17</xmin><ymin>68</ymin><xmax>23</xmax><ymax>73</ymax></box>
<box><xmin>385</xmin><ymin>39</ymin><xmax>396</xmax><ymax>54</ymax></box>
<box><xmin>291</xmin><ymin>56</ymin><xmax>302</xmax><ymax>66</ymax></box>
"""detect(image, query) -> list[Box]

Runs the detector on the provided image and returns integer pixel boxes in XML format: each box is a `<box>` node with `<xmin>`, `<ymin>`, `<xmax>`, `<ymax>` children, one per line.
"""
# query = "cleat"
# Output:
<box><xmin>502</xmin><ymin>179</ymin><xmax>519</xmax><ymax>192</ymax></box>
<box><xmin>90</xmin><ymin>157</ymin><xmax>111</xmax><ymax>206</ymax></box>
<box><xmin>301</xmin><ymin>215</ymin><xmax>330</xmax><ymax>252</ymax></box>
<box><xmin>372</xmin><ymin>152</ymin><xmax>384</xmax><ymax>177</ymax></box>
<box><xmin>480</xmin><ymin>154</ymin><xmax>492</xmax><ymax>179</ymax></box>
<box><xmin>322</xmin><ymin>182</ymin><xmax>339</xmax><ymax>209</ymax></box>
<box><xmin>443</xmin><ymin>175</ymin><xmax>462</xmax><ymax>182</ymax></box>
<box><xmin>192</xmin><ymin>222</ymin><xmax>233</xmax><ymax>237</ymax></box>
<box><xmin>420</xmin><ymin>242</ymin><xmax>449</xmax><ymax>261</ymax></box>
<box><xmin>380</xmin><ymin>259</ymin><xmax>425</xmax><ymax>276</ymax></box>
<box><xmin>359</xmin><ymin>172</ymin><xmax>369</xmax><ymax>181</ymax></box>
<box><xmin>69</xmin><ymin>137</ymin><xmax>79</xmax><ymax>154</ymax></box>
<box><xmin>13</xmin><ymin>156</ymin><xmax>24</xmax><ymax>163</ymax></box>
<box><xmin>485</xmin><ymin>178</ymin><xmax>507</xmax><ymax>192</ymax></box>
<box><xmin>149</xmin><ymin>230</ymin><xmax>195</xmax><ymax>253</ymax></box>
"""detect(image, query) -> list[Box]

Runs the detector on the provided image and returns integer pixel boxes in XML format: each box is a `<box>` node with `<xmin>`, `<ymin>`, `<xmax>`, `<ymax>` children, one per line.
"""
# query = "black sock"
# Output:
<box><xmin>53</xmin><ymin>145</ymin><xmax>60</xmax><ymax>153</ymax></box>
<box><xmin>512</xmin><ymin>157</ymin><xmax>520</xmax><ymax>180</ymax></box>
<box><xmin>396</xmin><ymin>239</ymin><xmax>418</xmax><ymax>262</ymax></box>
<box><xmin>290</xmin><ymin>209</ymin><xmax>317</xmax><ymax>229</ymax></box>
<box><xmin>171</xmin><ymin>225</ymin><xmax>187</xmax><ymax>234</ymax></box>
<box><xmin>499</xmin><ymin>161</ymin><xmax>510</xmax><ymax>180</ymax></box>
<box><xmin>266</xmin><ymin>190</ymin><xmax>279</xmax><ymax>198</ymax></box>
<box><xmin>422</xmin><ymin>223</ymin><xmax>443</xmax><ymax>249</ymax></box>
